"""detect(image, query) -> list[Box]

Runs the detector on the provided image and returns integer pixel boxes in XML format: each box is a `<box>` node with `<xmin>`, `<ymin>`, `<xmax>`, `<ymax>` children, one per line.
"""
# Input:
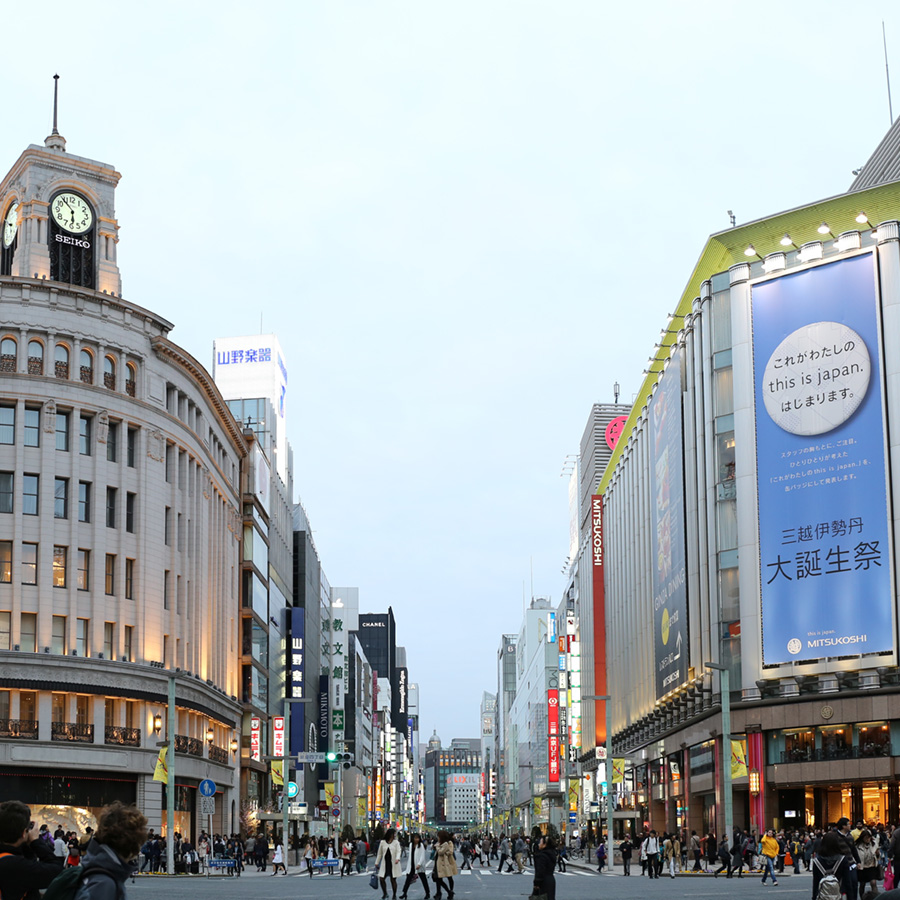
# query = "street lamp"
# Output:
<box><xmin>705</xmin><ymin>662</ymin><xmax>733</xmax><ymax>847</ymax></box>
<box><xmin>583</xmin><ymin>695</ymin><xmax>612</xmax><ymax>871</ymax></box>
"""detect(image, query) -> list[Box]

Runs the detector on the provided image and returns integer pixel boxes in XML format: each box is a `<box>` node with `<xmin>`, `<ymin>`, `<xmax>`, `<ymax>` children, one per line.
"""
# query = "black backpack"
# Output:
<box><xmin>41</xmin><ymin>864</ymin><xmax>121</xmax><ymax>900</ymax></box>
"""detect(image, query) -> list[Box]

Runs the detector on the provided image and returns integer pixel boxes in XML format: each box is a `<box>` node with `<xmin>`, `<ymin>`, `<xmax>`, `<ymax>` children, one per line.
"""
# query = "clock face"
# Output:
<box><xmin>2</xmin><ymin>202</ymin><xmax>17</xmax><ymax>248</ymax></box>
<box><xmin>51</xmin><ymin>193</ymin><xmax>93</xmax><ymax>234</ymax></box>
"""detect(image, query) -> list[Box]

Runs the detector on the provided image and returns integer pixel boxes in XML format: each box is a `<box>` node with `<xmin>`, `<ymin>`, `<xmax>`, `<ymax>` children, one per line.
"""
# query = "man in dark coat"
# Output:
<box><xmin>0</xmin><ymin>801</ymin><xmax>64</xmax><ymax>900</ymax></box>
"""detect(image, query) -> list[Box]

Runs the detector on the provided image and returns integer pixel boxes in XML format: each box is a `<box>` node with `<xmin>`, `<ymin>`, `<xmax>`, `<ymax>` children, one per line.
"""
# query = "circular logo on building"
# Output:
<box><xmin>661</xmin><ymin>608</ymin><xmax>670</xmax><ymax>645</ymax></box>
<box><xmin>787</xmin><ymin>638</ymin><xmax>802</xmax><ymax>655</ymax></box>
<box><xmin>761</xmin><ymin>321</ymin><xmax>870</xmax><ymax>436</ymax></box>
<box><xmin>605</xmin><ymin>415</ymin><xmax>629</xmax><ymax>451</ymax></box>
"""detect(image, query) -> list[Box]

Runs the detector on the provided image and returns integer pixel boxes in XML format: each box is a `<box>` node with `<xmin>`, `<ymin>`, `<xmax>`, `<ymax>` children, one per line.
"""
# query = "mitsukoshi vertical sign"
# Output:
<box><xmin>650</xmin><ymin>347</ymin><xmax>688</xmax><ymax>698</ymax></box>
<box><xmin>752</xmin><ymin>254</ymin><xmax>893</xmax><ymax>664</ymax></box>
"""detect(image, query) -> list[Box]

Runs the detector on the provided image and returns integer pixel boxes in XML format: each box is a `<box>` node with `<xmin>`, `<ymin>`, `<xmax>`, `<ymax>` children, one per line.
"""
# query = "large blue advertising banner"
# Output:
<box><xmin>650</xmin><ymin>347</ymin><xmax>689</xmax><ymax>697</ymax></box>
<box><xmin>751</xmin><ymin>253</ymin><xmax>893</xmax><ymax>665</ymax></box>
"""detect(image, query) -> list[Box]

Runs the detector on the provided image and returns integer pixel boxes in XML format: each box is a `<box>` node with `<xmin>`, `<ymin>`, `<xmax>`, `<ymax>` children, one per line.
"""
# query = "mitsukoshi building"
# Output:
<box><xmin>597</xmin><ymin>118</ymin><xmax>900</xmax><ymax>838</ymax></box>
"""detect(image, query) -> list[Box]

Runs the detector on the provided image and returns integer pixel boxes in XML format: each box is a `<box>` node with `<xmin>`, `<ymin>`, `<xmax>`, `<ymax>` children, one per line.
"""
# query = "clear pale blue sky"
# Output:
<box><xmin>3</xmin><ymin>1</ymin><xmax>900</xmax><ymax>740</ymax></box>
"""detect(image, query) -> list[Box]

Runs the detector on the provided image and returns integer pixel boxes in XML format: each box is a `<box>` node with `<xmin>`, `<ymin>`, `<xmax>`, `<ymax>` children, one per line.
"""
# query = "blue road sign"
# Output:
<box><xmin>199</xmin><ymin>779</ymin><xmax>216</xmax><ymax>797</ymax></box>
<box><xmin>287</xmin><ymin>781</ymin><xmax>299</xmax><ymax>798</ymax></box>
<box><xmin>569</xmin><ymin>812</ymin><xmax>577</xmax><ymax>823</ymax></box>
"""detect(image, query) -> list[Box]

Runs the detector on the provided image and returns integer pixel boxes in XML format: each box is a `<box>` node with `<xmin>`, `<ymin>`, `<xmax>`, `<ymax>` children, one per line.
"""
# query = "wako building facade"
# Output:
<box><xmin>598</xmin><ymin>119</ymin><xmax>900</xmax><ymax>837</ymax></box>
<box><xmin>0</xmin><ymin>128</ymin><xmax>244</xmax><ymax>835</ymax></box>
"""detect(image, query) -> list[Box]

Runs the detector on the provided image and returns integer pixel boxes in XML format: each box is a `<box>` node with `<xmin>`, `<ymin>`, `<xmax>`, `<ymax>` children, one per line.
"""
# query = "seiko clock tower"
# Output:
<box><xmin>0</xmin><ymin>79</ymin><xmax>122</xmax><ymax>296</ymax></box>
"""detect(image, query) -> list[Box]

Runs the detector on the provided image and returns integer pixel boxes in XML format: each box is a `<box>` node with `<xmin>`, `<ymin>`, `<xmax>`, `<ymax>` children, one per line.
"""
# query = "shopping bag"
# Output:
<box><xmin>885</xmin><ymin>862</ymin><xmax>894</xmax><ymax>891</ymax></box>
<box><xmin>370</xmin><ymin>872</ymin><xmax>380</xmax><ymax>890</ymax></box>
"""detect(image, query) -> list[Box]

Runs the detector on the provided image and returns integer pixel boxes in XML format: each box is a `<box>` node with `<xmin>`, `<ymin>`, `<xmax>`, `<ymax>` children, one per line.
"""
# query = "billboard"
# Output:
<box><xmin>548</xmin><ymin>689</ymin><xmax>560</xmax><ymax>783</ymax></box>
<box><xmin>650</xmin><ymin>347</ymin><xmax>688</xmax><ymax>697</ymax></box>
<box><xmin>751</xmin><ymin>254</ymin><xmax>893</xmax><ymax>664</ymax></box>
<box><xmin>289</xmin><ymin>608</ymin><xmax>305</xmax><ymax>756</ymax></box>
<box><xmin>590</xmin><ymin>495</ymin><xmax>607</xmax><ymax>745</ymax></box>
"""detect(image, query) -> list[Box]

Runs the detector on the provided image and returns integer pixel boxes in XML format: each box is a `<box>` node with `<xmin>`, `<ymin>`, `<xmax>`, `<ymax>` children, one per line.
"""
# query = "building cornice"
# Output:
<box><xmin>151</xmin><ymin>336</ymin><xmax>248</xmax><ymax>458</ymax></box>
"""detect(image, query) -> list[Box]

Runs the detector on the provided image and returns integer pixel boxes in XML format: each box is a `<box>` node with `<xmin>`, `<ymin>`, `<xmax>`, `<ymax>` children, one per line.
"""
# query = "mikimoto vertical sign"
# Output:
<box><xmin>751</xmin><ymin>254</ymin><xmax>893</xmax><ymax>664</ymax></box>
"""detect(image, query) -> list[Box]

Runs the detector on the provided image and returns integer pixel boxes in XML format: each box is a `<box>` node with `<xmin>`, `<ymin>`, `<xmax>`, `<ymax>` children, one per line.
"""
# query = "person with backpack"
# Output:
<box><xmin>812</xmin><ymin>832</ymin><xmax>853</xmax><ymax>900</ymax></box>
<box><xmin>0</xmin><ymin>801</ymin><xmax>64</xmax><ymax>900</ymax></box>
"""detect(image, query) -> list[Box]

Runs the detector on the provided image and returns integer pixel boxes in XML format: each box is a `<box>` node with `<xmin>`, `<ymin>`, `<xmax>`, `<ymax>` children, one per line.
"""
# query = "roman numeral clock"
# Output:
<box><xmin>48</xmin><ymin>190</ymin><xmax>95</xmax><ymax>288</ymax></box>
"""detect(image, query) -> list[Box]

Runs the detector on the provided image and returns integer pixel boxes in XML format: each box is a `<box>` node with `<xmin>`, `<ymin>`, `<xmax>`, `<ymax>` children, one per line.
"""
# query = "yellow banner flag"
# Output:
<box><xmin>568</xmin><ymin>780</ymin><xmax>580</xmax><ymax>810</ymax></box>
<box><xmin>358</xmin><ymin>796</ymin><xmax>367</xmax><ymax>820</ymax></box>
<box><xmin>533</xmin><ymin>797</ymin><xmax>542</xmax><ymax>818</ymax></box>
<box><xmin>152</xmin><ymin>746</ymin><xmax>168</xmax><ymax>784</ymax></box>
<box><xmin>324</xmin><ymin>782</ymin><xmax>335</xmax><ymax>807</ymax></box>
<box><xmin>612</xmin><ymin>759</ymin><xmax>625</xmax><ymax>784</ymax></box>
<box><xmin>271</xmin><ymin>760</ymin><xmax>284</xmax><ymax>786</ymax></box>
<box><xmin>731</xmin><ymin>739</ymin><xmax>748</xmax><ymax>779</ymax></box>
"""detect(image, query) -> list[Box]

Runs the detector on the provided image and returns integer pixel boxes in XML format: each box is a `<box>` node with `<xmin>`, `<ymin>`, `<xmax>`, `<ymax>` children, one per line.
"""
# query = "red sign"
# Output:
<box><xmin>250</xmin><ymin>717</ymin><xmax>261</xmax><ymax>762</ymax></box>
<box><xmin>273</xmin><ymin>716</ymin><xmax>285</xmax><ymax>758</ymax></box>
<box><xmin>548</xmin><ymin>689</ymin><xmax>560</xmax><ymax>783</ymax></box>
<box><xmin>605</xmin><ymin>415</ymin><xmax>628</xmax><ymax>451</ymax></box>
<box><xmin>591</xmin><ymin>496</ymin><xmax>607</xmax><ymax>747</ymax></box>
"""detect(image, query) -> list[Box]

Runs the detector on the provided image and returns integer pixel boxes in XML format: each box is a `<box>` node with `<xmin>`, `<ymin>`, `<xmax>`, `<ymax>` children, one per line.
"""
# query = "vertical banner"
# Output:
<box><xmin>590</xmin><ymin>495</ymin><xmax>607</xmax><ymax>745</ymax></box>
<box><xmin>271</xmin><ymin>760</ymin><xmax>284</xmax><ymax>786</ymax></box>
<box><xmin>650</xmin><ymin>347</ymin><xmax>688</xmax><ymax>697</ymax></box>
<box><xmin>612</xmin><ymin>759</ymin><xmax>625</xmax><ymax>784</ymax></box>
<box><xmin>548</xmin><ymin>689</ymin><xmax>560</xmax><ymax>783</ymax></box>
<box><xmin>730</xmin><ymin>740</ymin><xmax>748</xmax><ymax>779</ymax></box>
<box><xmin>289</xmin><ymin>608</ymin><xmax>305</xmax><ymax>757</ymax></box>
<box><xmin>273</xmin><ymin>716</ymin><xmax>285</xmax><ymax>758</ymax></box>
<box><xmin>250</xmin><ymin>716</ymin><xmax>261</xmax><ymax>762</ymax></box>
<box><xmin>751</xmin><ymin>254</ymin><xmax>893</xmax><ymax>663</ymax></box>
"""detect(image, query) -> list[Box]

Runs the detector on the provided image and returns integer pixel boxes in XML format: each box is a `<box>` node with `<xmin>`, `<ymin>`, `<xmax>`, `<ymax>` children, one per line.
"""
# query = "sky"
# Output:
<box><xmin>3</xmin><ymin>1</ymin><xmax>900</xmax><ymax>742</ymax></box>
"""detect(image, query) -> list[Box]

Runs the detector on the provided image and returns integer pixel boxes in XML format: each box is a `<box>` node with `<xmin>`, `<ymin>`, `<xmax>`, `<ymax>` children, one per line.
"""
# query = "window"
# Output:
<box><xmin>104</xmin><ymin>355</ymin><xmax>116</xmax><ymax>390</ymax></box>
<box><xmin>124</xmin><ymin>699</ymin><xmax>136</xmax><ymax>729</ymax></box>
<box><xmin>107</xmin><ymin>422</ymin><xmax>118</xmax><ymax>462</ymax></box>
<box><xmin>80</xmin><ymin>349</ymin><xmax>93</xmax><ymax>384</ymax></box>
<box><xmin>54</xmin><ymin>478</ymin><xmax>68</xmax><ymax>519</ymax></box>
<box><xmin>51</xmin><ymin>615</ymin><xmax>66</xmax><ymax>654</ymax></box>
<box><xmin>20</xmin><ymin>614</ymin><xmax>36</xmax><ymax>652</ymax></box>
<box><xmin>22</xmin><ymin>475</ymin><xmax>38</xmax><ymax>515</ymax></box>
<box><xmin>106</xmin><ymin>487</ymin><xmax>117</xmax><ymax>528</ymax></box>
<box><xmin>0</xmin><ymin>540</ymin><xmax>10</xmax><ymax>583</ymax></box>
<box><xmin>103</xmin><ymin>622</ymin><xmax>115</xmax><ymax>659</ymax></box>
<box><xmin>0</xmin><ymin>337</ymin><xmax>16</xmax><ymax>373</ymax></box>
<box><xmin>27</xmin><ymin>340</ymin><xmax>43</xmax><ymax>375</ymax></box>
<box><xmin>52</xmin><ymin>693</ymin><xmax>66</xmax><ymax>722</ymax></box>
<box><xmin>164</xmin><ymin>507</ymin><xmax>171</xmax><ymax>545</ymax></box>
<box><xmin>21</xmin><ymin>543</ymin><xmax>37</xmax><ymax>585</ymax></box>
<box><xmin>0</xmin><ymin>472</ymin><xmax>12</xmax><ymax>513</ymax></box>
<box><xmin>177</xmin><ymin>513</ymin><xmax>183</xmax><ymax>551</ymax></box>
<box><xmin>78</xmin><ymin>481</ymin><xmax>91</xmax><ymax>523</ymax></box>
<box><xmin>165</xmin><ymin>444</ymin><xmax>174</xmax><ymax>483</ymax></box>
<box><xmin>53</xmin><ymin>546</ymin><xmax>67</xmax><ymax>588</ymax></box>
<box><xmin>0</xmin><ymin>612</ymin><xmax>9</xmax><ymax>650</ymax></box>
<box><xmin>0</xmin><ymin>406</ymin><xmax>14</xmax><ymax>444</ymax></box>
<box><xmin>105</xmin><ymin>554</ymin><xmax>116</xmax><ymax>595</ymax></box>
<box><xmin>125</xmin><ymin>363</ymin><xmax>137</xmax><ymax>397</ymax></box>
<box><xmin>126</xmin><ymin>493</ymin><xmax>135</xmax><ymax>533</ymax></box>
<box><xmin>24</xmin><ymin>407</ymin><xmax>40</xmax><ymax>446</ymax></box>
<box><xmin>55</xmin><ymin>343</ymin><xmax>69</xmax><ymax>379</ymax></box>
<box><xmin>77</xmin><ymin>549</ymin><xmax>90</xmax><ymax>591</ymax></box>
<box><xmin>56</xmin><ymin>411</ymin><xmax>69</xmax><ymax>451</ymax></box>
<box><xmin>124</xmin><ymin>625</ymin><xmax>133</xmax><ymax>662</ymax></box>
<box><xmin>79</xmin><ymin>415</ymin><xmax>92</xmax><ymax>455</ymax></box>
<box><xmin>163</xmin><ymin>570</ymin><xmax>170</xmax><ymax>609</ymax></box>
<box><xmin>76</xmin><ymin>619</ymin><xmax>88</xmax><ymax>657</ymax></box>
<box><xmin>126</xmin><ymin>427</ymin><xmax>137</xmax><ymax>467</ymax></box>
<box><xmin>125</xmin><ymin>558</ymin><xmax>134</xmax><ymax>600</ymax></box>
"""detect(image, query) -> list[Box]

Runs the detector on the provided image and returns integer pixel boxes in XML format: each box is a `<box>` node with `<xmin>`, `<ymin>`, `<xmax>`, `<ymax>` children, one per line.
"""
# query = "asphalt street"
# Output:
<box><xmin>126</xmin><ymin>860</ymin><xmax>817</xmax><ymax>900</ymax></box>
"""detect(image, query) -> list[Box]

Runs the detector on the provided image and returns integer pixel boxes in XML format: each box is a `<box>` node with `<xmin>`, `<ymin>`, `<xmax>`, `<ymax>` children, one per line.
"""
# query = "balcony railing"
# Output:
<box><xmin>51</xmin><ymin>722</ymin><xmax>94</xmax><ymax>743</ymax></box>
<box><xmin>779</xmin><ymin>743</ymin><xmax>891</xmax><ymax>763</ymax></box>
<box><xmin>0</xmin><ymin>719</ymin><xmax>38</xmax><ymax>739</ymax></box>
<box><xmin>105</xmin><ymin>726</ymin><xmax>141</xmax><ymax>747</ymax></box>
<box><xmin>208</xmin><ymin>745</ymin><xmax>228</xmax><ymax>764</ymax></box>
<box><xmin>175</xmin><ymin>734</ymin><xmax>203</xmax><ymax>757</ymax></box>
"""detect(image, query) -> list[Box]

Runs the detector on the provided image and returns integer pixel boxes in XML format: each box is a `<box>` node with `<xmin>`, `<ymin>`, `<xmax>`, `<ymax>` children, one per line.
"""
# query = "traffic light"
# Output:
<box><xmin>325</xmin><ymin>751</ymin><xmax>354</xmax><ymax>768</ymax></box>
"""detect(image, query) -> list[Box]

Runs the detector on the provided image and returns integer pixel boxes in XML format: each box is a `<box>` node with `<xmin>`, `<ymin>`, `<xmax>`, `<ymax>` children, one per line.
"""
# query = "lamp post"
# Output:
<box><xmin>706</xmin><ymin>662</ymin><xmax>733</xmax><ymax>847</ymax></box>
<box><xmin>583</xmin><ymin>695</ymin><xmax>612</xmax><ymax>871</ymax></box>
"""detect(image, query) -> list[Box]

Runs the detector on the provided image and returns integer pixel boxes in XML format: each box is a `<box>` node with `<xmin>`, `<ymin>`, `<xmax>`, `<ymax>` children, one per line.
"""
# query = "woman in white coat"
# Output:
<box><xmin>376</xmin><ymin>828</ymin><xmax>402</xmax><ymax>900</ymax></box>
<box><xmin>400</xmin><ymin>834</ymin><xmax>430</xmax><ymax>900</ymax></box>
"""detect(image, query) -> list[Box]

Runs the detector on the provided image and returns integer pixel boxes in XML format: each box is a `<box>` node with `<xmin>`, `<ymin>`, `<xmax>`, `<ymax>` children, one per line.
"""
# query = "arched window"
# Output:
<box><xmin>80</xmin><ymin>349</ymin><xmax>93</xmax><ymax>384</ymax></box>
<box><xmin>27</xmin><ymin>340</ymin><xmax>43</xmax><ymax>375</ymax></box>
<box><xmin>125</xmin><ymin>362</ymin><xmax>137</xmax><ymax>398</ymax></box>
<box><xmin>0</xmin><ymin>338</ymin><xmax>16</xmax><ymax>373</ymax></box>
<box><xmin>55</xmin><ymin>344</ymin><xmax>70</xmax><ymax>379</ymax></box>
<box><xmin>104</xmin><ymin>355</ymin><xmax>116</xmax><ymax>390</ymax></box>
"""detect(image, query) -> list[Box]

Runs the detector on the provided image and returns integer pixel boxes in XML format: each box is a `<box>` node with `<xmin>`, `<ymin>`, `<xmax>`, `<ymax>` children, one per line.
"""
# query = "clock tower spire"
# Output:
<box><xmin>44</xmin><ymin>74</ymin><xmax>66</xmax><ymax>152</ymax></box>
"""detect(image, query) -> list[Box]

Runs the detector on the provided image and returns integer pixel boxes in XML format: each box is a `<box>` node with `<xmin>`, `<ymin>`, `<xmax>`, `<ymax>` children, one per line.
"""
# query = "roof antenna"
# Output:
<box><xmin>52</xmin><ymin>74</ymin><xmax>60</xmax><ymax>135</ymax></box>
<box><xmin>45</xmin><ymin>74</ymin><xmax>66</xmax><ymax>151</ymax></box>
<box><xmin>885</xmin><ymin>22</ymin><xmax>894</xmax><ymax>125</ymax></box>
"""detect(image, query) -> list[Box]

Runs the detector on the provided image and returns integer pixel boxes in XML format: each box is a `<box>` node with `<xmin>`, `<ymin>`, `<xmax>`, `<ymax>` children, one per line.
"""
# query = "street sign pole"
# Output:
<box><xmin>281</xmin><ymin>700</ymin><xmax>290</xmax><ymax>872</ymax></box>
<box><xmin>167</xmin><ymin>676</ymin><xmax>175</xmax><ymax>876</ymax></box>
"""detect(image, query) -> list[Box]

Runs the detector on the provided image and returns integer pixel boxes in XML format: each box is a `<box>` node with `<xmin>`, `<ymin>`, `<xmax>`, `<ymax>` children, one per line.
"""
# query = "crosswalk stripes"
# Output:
<box><xmin>455</xmin><ymin>867</ymin><xmax>597</xmax><ymax>878</ymax></box>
